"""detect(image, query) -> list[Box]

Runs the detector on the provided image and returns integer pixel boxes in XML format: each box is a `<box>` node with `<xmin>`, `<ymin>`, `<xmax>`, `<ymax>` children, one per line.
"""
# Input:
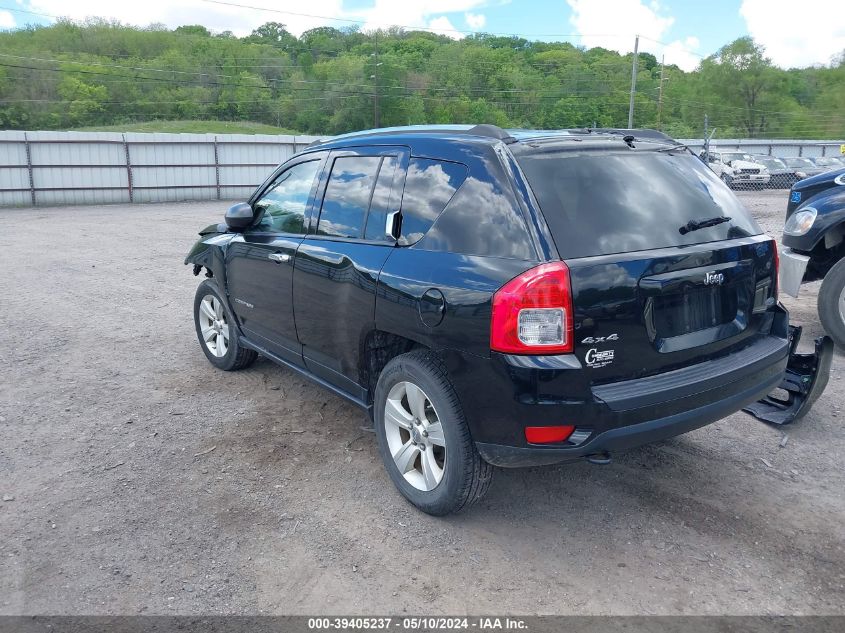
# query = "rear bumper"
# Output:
<box><xmin>446</xmin><ymin>308</ymin><xmax>794</xmax><ymax>468</ymax></box>
<box><xmin>476</xmin><ymin>368</ymin><xmax>782</xmax><ymax>467</ymax></box>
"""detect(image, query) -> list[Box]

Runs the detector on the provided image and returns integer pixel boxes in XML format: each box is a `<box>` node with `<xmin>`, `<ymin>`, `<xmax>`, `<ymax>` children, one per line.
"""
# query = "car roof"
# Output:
<box><xmin>304</xmin><ymin>124</ymin><xmax>679</xmax><ymax>154</ymax></box>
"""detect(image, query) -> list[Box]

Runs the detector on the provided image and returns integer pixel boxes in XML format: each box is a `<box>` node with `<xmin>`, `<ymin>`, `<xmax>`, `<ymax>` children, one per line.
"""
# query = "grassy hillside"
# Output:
<box><xmin>73</xmin><ymin>120</ymin><xmax>300</xmax><ymax>134</ymax></box>
<box><xmin>0</xmin><ymin>21</ymin><xmax>842</xmax><ymax>138</ymax></box>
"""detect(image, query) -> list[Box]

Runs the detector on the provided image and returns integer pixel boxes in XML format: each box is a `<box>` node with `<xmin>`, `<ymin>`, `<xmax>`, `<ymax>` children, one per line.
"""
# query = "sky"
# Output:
<box><xmin>0</xmin><ymin>0</ymin><xmax>843</xmax><ymax>71</ymax></box>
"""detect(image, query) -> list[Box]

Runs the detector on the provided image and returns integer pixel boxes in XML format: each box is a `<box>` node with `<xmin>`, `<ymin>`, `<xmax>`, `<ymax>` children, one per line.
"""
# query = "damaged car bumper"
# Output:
<box><xmin>779</xmin><ymin>246</ymin><xmax>810</xmax><ymax>298</ymax></box>
<box><xmin>743</xmin><ymin>326</ymin><xmax>834</xmax><ymax>425</ymax></box>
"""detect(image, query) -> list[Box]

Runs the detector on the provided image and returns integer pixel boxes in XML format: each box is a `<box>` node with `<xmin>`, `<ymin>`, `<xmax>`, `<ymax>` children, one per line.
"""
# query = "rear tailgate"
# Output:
<box><xmin>567</xmin><ymin>236</ymin><xmax>777</xmax><ymax>383</ymax></box>
<box><xmin>512</xmin><ymin>142</ymin><xmax>777</xmax><ymax>382</ymax></box>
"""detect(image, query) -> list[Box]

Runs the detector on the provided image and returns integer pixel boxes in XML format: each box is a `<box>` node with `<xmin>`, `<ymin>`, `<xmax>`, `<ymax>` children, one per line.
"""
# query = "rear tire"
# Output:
<box><xmin>818</xmin><ymin>258</ymin><xmax>845</xmax><ymax>349</ymax></box>
<box><xmin>373</xmin><ymin>350</ymin><xmax>493</xmax><ymax>516</ymax></box>
<box><xmin>193</xmin><ymin>279</ymin><xmax>258</xmax><ymax>371</ymax></box>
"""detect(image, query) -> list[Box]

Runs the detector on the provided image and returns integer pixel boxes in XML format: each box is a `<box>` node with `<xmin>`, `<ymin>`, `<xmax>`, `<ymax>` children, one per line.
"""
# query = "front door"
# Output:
<box><xmin>292</xmin><ymin>146</ymin><xmax>408</xmax><ymax>396</ymax></box>
<box><xmin>225</xmin><ymin>154</ymin><xmax>326</xmax><ymax>364</ymax></box>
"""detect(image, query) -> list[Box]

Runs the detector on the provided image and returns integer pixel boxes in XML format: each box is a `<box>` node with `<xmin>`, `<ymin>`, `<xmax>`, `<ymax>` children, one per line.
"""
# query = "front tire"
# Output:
<box><xmin>818</xmin><ymin>258</ymin><xmax>845</xmax><ymax>349</ymax></box>
<box><xmin>373</xmin><ymin>350</ymin><xmax>493</xmax><ymax>516</ymax></box>
<box><xmin>193</xmin><ymin>279</ymin><xmax>257</xmax><ymax>371</ymax></box>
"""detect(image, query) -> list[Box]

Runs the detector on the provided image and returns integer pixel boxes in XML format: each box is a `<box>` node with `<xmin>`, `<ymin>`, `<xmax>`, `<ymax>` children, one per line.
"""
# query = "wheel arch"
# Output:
<box><xmin>358</xmin><ymin>329</ymin><xmax>428</xmax><ymax>405</ymax></box>
<box><xmin>804</xmin><ymin>218</ymin><xmax>845</xmax><ymax>281</ymax></box>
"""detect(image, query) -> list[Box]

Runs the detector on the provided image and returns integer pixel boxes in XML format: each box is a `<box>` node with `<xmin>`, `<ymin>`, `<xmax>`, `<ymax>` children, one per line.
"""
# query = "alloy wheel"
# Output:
<box><xmin>383</xmin><ymin>381</ymin><xmax>446</xmax><ymax>491</ymax></box>
<box><xmin>199</xmin><ymin>295</ymin><xmax>230</xmax><ymax>358</ymax></box>
<box><xmin>839</xmin><ymin>285</ymin><xmax>845</xmax><ymax>327</ymax></box>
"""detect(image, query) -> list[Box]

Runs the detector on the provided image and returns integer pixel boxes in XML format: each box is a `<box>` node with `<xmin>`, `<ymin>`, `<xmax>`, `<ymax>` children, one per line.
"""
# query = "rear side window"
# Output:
<box><xmin>399</xmin><ymin>158</ymin><xmax>468</xmax><ymax>244</ymax></box>
<box><xmin>317</xmin><ymin>156</ymin><xmax>382</xmax><ymax>238</ymax></box>
<box><xmin>515</xmin><ymin>150</ymin><xmax>762</xmax><ymax>259</ymax></box>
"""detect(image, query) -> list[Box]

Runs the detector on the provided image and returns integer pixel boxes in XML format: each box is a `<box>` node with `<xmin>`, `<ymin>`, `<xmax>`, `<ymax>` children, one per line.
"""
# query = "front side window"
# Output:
<box><xmin>317</xmin><ymin>156</ymin><xmax>383</xmax><ymax>239</ymax></box>
<box><xmin>254</xmin><ymin>159</ymin><xmax>322</xmax><ymax>234</ymax></box>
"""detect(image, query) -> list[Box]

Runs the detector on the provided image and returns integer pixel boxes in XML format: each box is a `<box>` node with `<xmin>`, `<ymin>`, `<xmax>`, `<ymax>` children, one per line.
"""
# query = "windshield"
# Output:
<box><xmin>723</xmin><ymin>153</ymin><xmax>753</xmax><ymax>162</ymax></box>
<box><xmin>815</xmin><ymin>157</ymin><xmax>842</xmax><ymax>166</ymax></box>
<box><xmin>784</xmin><ymin>157</ymin><xmax>815</xmax><ymax>168</ymax></box>
<box><xmin>515</xmin><ymin>149</ymin><xmax>762</xmax><ymax>259</ymax></box>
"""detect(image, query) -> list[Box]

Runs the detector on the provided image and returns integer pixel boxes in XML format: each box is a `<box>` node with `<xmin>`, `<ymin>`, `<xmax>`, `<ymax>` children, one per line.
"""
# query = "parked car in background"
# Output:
<box><xmin>780</xmin><ymin>166</ymin><xmax>845</xmax><ymax>348</ymax></box>
<box><xmin>703</xmin><ymin>151</ymin><xmax>770</xmax><ymax>189</ymax></box>
<box><xmin>812</xmin><ymin>156</ymin><xmax>845</xmax><ymax>172</ymax></box>
<box><xmin>782</xmin><ymin>156</ymin><xmax>826</xmax><ymax>178</ymax></box>
<box><xmin>750</xmin><ymin>155</ymin><xmax>805</xmax><ymax>189</ymax></box>
<box><xmin>185</xmin><ymin>125</ymin><xmax>830</xmax><ymax>514</ymax></box>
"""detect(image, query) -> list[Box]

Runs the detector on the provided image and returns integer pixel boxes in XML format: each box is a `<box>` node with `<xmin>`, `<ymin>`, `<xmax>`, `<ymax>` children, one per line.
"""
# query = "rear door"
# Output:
<box><xmin>225</xmin><ymin>153</ymin><xmax>326</xmax><ymax>364</ymax></box>
<box><xmin>514</xmin><ymin>146</ymin><xmax>778</xmax><ymax>383</ymax></box>
<box><xmin>292</xmin><ymin>146</ymin><xmax>408</xmax><ymax>396</ymax></box>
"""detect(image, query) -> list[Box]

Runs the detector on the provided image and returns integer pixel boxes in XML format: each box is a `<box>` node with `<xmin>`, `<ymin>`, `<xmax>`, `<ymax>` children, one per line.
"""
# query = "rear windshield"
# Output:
<box><xmin>515</xmin><ymin>149</ymin><xmax>762</xmax><ymax>259</ymax></box>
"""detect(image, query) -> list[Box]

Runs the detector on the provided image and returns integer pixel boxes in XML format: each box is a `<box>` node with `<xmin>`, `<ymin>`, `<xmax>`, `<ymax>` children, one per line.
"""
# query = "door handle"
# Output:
<box><xmin>268</xmin><ymin>253</ymin><xmax>291</xmax><ymax>263</ymax></box>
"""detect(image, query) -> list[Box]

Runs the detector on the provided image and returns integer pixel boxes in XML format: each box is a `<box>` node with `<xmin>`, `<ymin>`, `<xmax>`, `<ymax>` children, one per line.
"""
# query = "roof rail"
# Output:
<box><xmin>586</xmin><ymin>128</ymin><xmax>676</xmax><ymax>142</ymax></box>
<box><xmin>301</xmin><ymin>124</ymin><xmax>519</xmax><ymax>147</ymax></box>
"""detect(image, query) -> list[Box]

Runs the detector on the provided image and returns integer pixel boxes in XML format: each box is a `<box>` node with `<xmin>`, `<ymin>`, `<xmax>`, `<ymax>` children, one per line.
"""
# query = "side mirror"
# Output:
<box><xmin>225</xmin><ymin>202</ymin><xmax>256</xmax><ymax>231</ymax></box>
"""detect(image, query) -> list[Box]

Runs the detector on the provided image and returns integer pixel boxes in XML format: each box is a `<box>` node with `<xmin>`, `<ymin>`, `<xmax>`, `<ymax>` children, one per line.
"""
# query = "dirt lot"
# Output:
<box><xmin>0</xmin><ymin>190</ymin><xmax>843</xmax><ymax>616</ymax></box>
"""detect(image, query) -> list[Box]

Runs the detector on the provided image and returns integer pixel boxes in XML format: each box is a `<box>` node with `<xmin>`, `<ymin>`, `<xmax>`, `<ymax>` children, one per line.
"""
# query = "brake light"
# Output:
<box><xmin>490</xmin><ymin>261</ymin><xmax>574</xmax><ymax>354</ymax></box>
<box><xmin>772</xmin><ymin>239</ymin><xmax>779</xmax><ymax>300</ymax></box>
<box><xmin>525</xmin><ymin>425</ymin><xmax>575</xmax><ymax>444</ymax></box>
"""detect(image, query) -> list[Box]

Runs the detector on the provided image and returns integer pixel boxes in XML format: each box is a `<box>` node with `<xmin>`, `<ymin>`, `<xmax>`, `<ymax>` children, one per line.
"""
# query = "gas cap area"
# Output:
<box><xmin>419</xmin><ymin>288</ymin><xmax>446</xmax><ymax>328</ymax></box>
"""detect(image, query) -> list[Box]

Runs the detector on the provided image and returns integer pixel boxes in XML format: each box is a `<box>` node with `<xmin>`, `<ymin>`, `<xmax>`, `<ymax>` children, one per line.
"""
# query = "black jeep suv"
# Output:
<box><xmin>186</xmin><ymin>125</ymin><xmax>827</xmax><ymax>515</ymax></box>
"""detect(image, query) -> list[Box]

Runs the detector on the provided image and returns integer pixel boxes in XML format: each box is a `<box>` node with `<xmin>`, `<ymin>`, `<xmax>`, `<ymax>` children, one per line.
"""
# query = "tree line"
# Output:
<box><xmin>0</xmin><ymin>19</ymin><xmax>842</xmax><ymax>138</ymax></box>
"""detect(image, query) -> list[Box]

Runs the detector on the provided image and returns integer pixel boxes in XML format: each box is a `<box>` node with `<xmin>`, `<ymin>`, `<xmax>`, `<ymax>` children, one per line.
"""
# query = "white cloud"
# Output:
<box><xmin>23</xmin><ymin>1</ymin><xmax>492</xmax><ymax>38</ymax></box>
<box><xmin>740</xmin><ymin>0</ymin><xmax>845</xmax><ymax>68</ymax></box>
<box><xmin>428</xmin><ymin>16</ymin><xmax>461</xmax><ymax>39</ymax></box>
<box><xmin>464</xmin><ymin>12</ymin><xmax>486</xmax><ymax>30</ymax></box>
<box><xmin>357</xmin><ymin>1</ymin><xmax>486</xmax><ymax>36</ymax></box>
<box><xmin>0</xmin><ymin>10</ymin><xmax>16</xmax><ymax>29</ymax></box>
<box><xmin>25</xmin><ymin>0</ymin><xmax>345</xmax><ymax>37</ymax></box>
<box><xmin>566</xmin><ymin>0</ymin><xmax>702</xmax><ymax>71</ymax></box>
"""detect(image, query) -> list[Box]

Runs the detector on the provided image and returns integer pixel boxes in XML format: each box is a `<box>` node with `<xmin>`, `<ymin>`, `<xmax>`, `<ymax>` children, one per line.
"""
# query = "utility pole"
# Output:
<box><xmin>371</xmin><ymin>32</ymin><xmax>381</xmax><ymax>128</ymax></box>
<box><xmin>656</xmin><ymin>54</ymin><xmax>665</xmax><ymax>130</ymax></box>
<box><xmin>627</xmin><ymin>34</ymin><xmax>639</xmax><ymax>129</ymax></box>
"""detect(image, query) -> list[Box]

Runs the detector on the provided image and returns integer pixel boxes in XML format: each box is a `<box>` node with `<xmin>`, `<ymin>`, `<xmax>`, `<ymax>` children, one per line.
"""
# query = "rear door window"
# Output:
<box><xmin>363</xmin><ymin>156</ymin><xmax>399</xmax><ymax>241</ymax></box>
<box><xmin>399</xmin><ymin>158</ymin><xmax>468</xmax><ymax>245</ymax></box>
<box><xmin>317</xmin><ymin>155</ymin><xmax>383</xmax><ymax>239</ymax></box>
<box><xmin>514</xmin><ymin>150</ymin><xmax>762</xmax><ymax>259</ymax></box>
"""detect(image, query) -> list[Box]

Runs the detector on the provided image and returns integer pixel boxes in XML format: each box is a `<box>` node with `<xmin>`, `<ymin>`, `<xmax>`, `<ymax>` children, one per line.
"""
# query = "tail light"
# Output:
<box><xmin>525</xmin><ymin>425</ymin><xmax>575</xmax><ymax>444</ymax></box>
<box><xmin>490</xmin><ymin>261</ymin><xmax>574</xmax><ymax>354</ymax></box>
<box><xmin>772</xmin><ymin>239</ymin><xmax>779</xmax><ymax>300</ymax></box>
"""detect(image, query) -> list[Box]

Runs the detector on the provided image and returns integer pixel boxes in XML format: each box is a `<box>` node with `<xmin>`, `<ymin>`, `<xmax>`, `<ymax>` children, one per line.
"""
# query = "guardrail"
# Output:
<box><xmin>0</xmin><ymin>131</ymin><xmax>841</xmax><ymax>207</ymax></box>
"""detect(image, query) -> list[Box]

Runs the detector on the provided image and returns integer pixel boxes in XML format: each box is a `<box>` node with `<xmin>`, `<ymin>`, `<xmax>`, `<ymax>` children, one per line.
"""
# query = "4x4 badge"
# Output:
<box><xmin>581</xmin><ymin>333</ymin><xmax>619</xmax><ymax>345</ymax></box>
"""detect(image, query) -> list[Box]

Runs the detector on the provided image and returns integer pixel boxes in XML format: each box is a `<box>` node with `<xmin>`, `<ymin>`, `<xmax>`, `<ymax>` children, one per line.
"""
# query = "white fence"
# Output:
<box><xmin>0</xmin><ymin>131</ymin><xmax>842</xmax><ymax>207</ymax></box>
<box><xmin>0</xmin><ymin>131</ymin><xmax>321</xmax><ymax>207</ymax></box>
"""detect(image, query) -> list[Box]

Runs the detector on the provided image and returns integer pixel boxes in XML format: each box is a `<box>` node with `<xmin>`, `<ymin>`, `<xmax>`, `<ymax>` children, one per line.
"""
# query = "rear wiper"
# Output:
<box><xmin>655</xmin><ymin>142</ymin><xmax>690</xmax><ymax>153</ymax></box>
<box><xmin>679</xmin><ymin>216</ymin><xmax>732</xmax><ymax>235</ymax></box>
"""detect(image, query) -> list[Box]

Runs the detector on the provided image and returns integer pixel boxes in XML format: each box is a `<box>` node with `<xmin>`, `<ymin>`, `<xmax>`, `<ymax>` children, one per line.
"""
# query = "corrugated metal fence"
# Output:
<box><xmin>0</xmin><ymin>131</ymin><xmax>842</xmax><ymax>207</ymax></box>
<box><xmin>677</xmin><ymin>138</ymin><xmax>844</xmax><ymax>158</ymax></box>
<box><xmin>0</xmin><ymin>130</ymin><xmax>320</xmax><ymax>207</ymax></box>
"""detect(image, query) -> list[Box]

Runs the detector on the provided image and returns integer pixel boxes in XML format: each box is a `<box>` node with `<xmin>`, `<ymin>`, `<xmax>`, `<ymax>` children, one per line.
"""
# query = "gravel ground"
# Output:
<box><xmin>0</xmin><ymin>190</ymin><xmax>843</xmax><ymax>616</ymax></box>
